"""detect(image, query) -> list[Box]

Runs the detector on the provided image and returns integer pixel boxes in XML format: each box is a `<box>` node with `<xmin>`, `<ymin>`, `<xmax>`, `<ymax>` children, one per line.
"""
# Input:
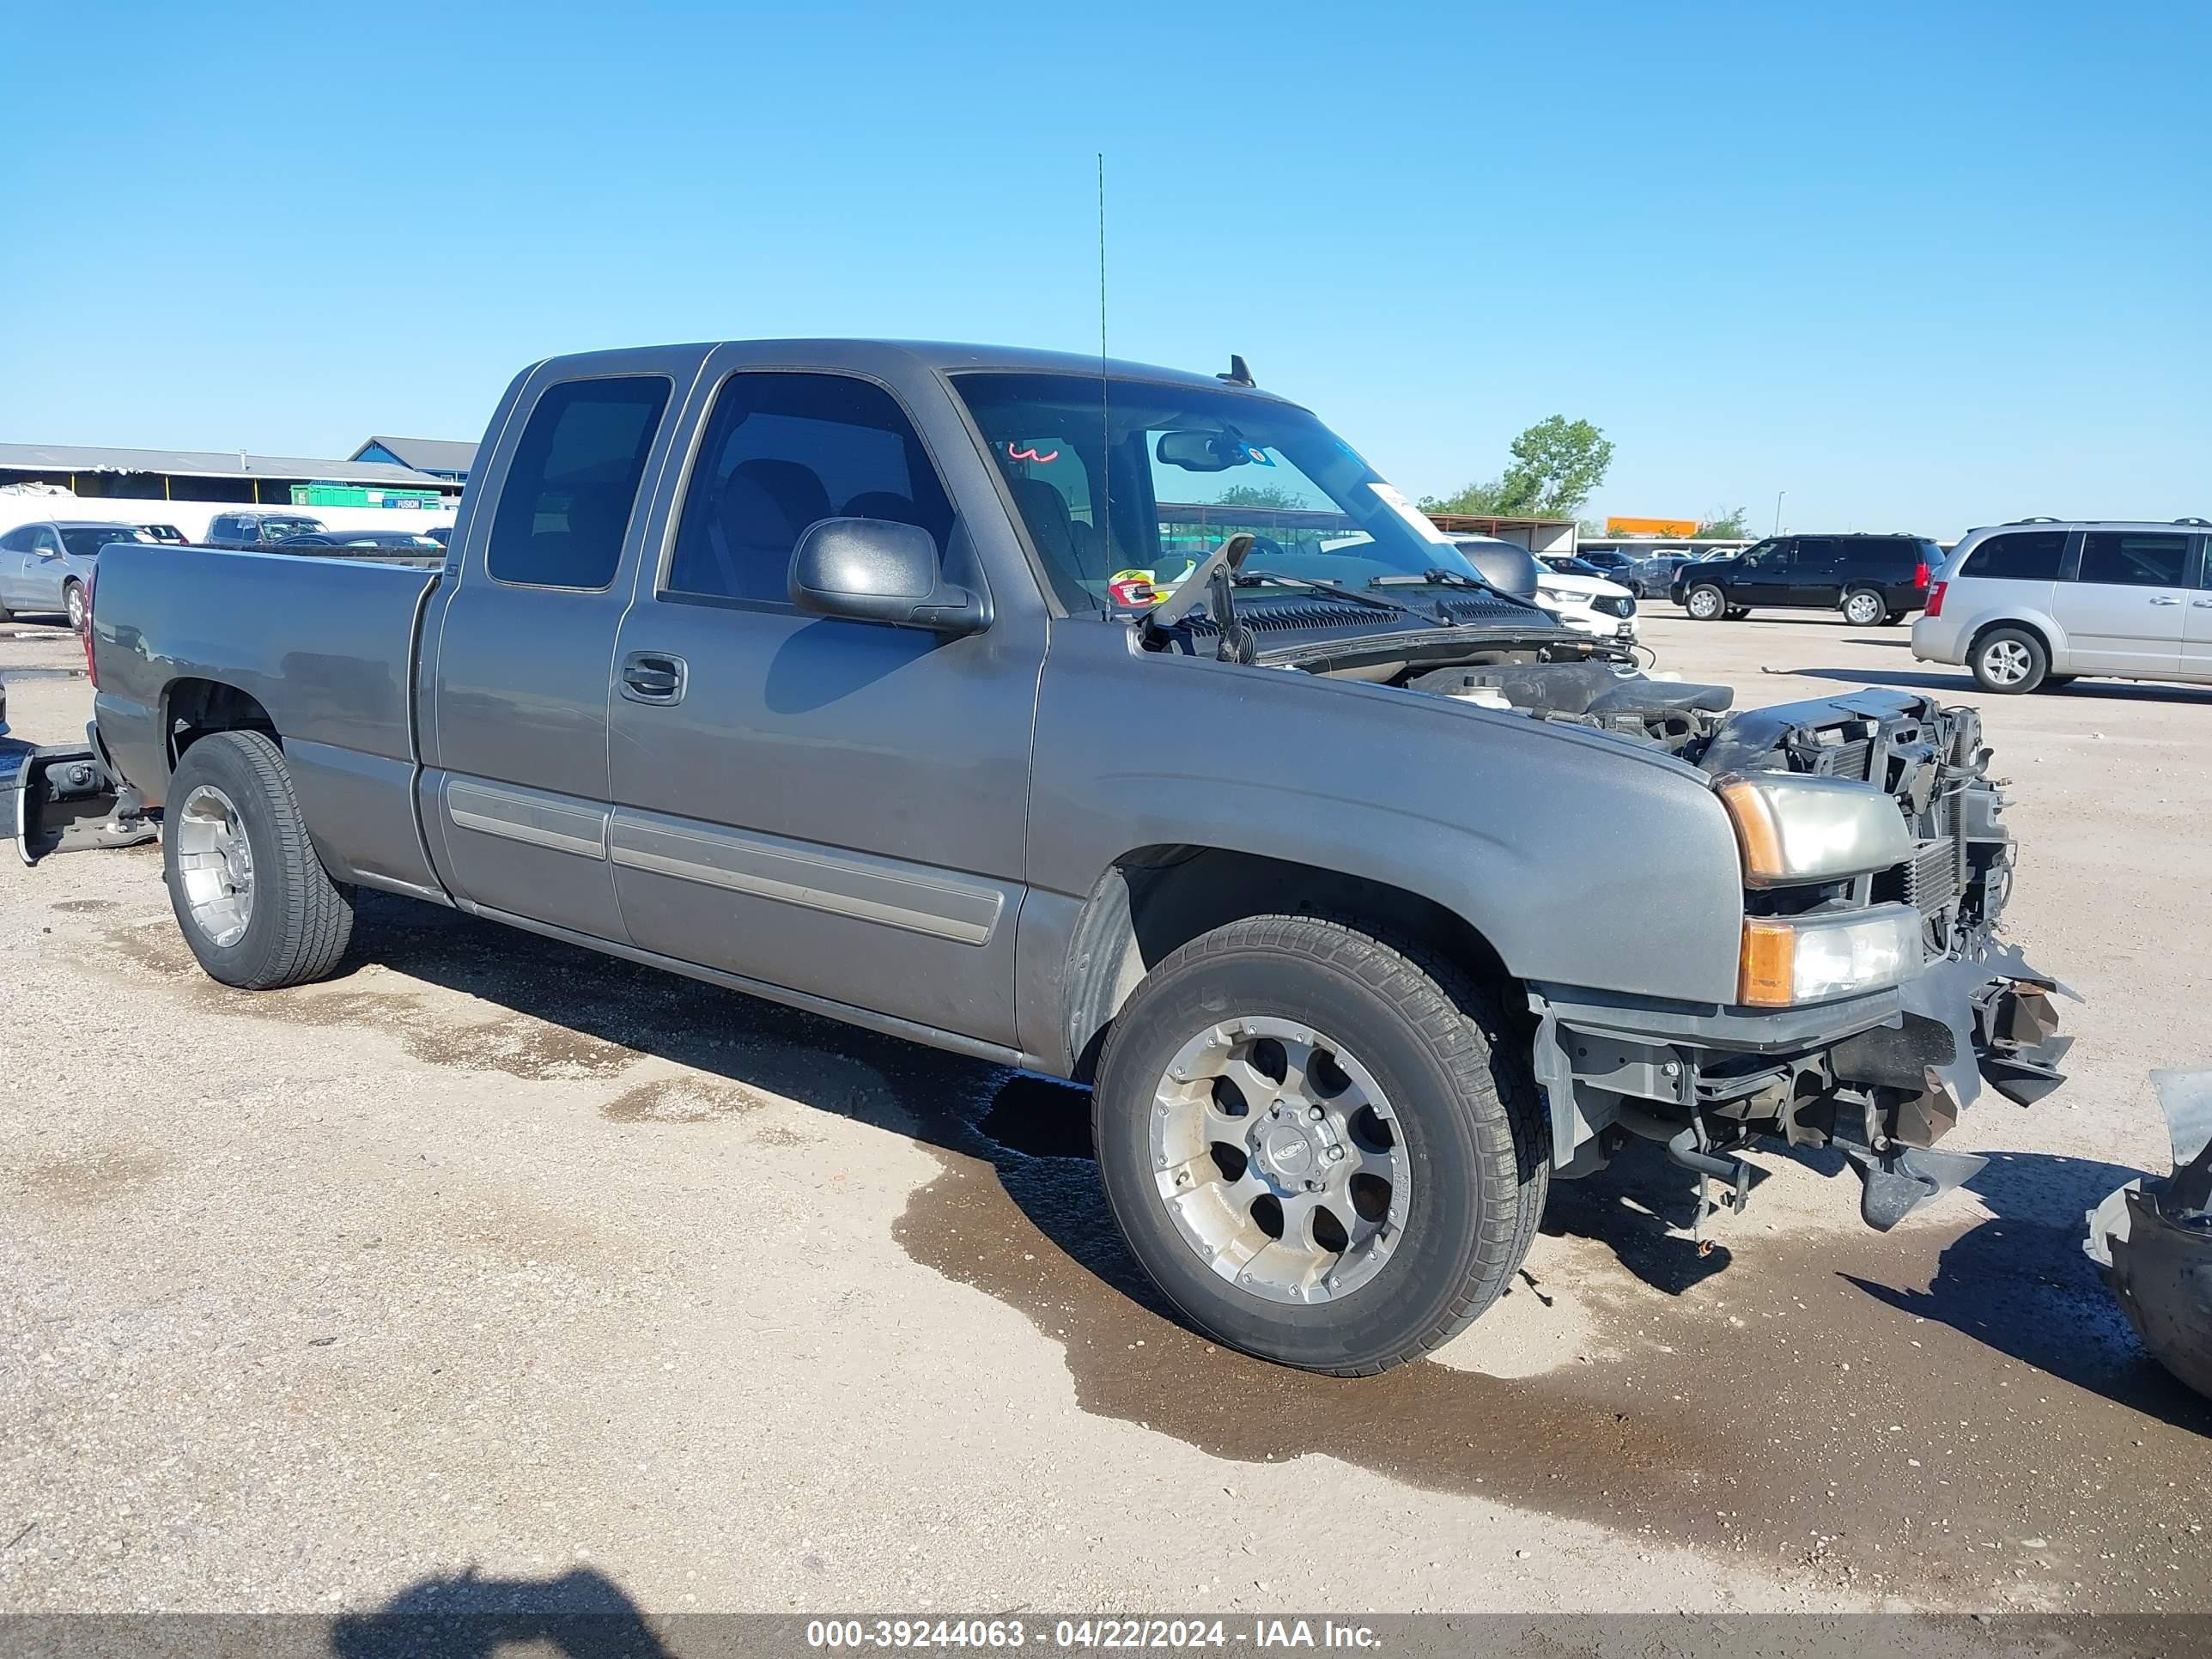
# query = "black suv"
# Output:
<box><xmin>1671</xmin><ymin>533</ymin><xmax>1941</xmax><ymax>625</ymax></box>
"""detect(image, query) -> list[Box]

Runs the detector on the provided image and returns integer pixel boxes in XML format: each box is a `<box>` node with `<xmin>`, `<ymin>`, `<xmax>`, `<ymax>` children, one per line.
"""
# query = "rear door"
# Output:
<box><xmin>0</xmin><ymin>526</ymin><xmax>31</xmax><ymax>608</ymax></box>
<box><xmin>2051</xmin><ymin>529</ymin><xmax>2191</xmax><ymax>675</ymax></box>
<box><xmin>421</xmin><ymin>358</ymin><xmax>694</xmax><ymax>939</ymax></box>
<box><xmin>600</xmin><ymin>357</ymin><xmax>1042</xmax><ymax>1047</ymax></box>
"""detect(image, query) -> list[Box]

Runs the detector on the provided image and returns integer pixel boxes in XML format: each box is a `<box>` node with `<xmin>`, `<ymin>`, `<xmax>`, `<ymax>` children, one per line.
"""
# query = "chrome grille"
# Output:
<box><xmin>1593</xmin><ymin>595</ymin><xmax>1636</xmax><ymax>619</ymax></box>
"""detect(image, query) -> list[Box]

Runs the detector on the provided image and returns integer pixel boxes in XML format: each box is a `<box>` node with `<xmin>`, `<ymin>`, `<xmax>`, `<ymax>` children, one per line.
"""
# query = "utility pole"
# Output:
<box><xmin>1772</xmin><ymin>490</ymin><xmax>1786</xmax><ymax>535</ymax></box>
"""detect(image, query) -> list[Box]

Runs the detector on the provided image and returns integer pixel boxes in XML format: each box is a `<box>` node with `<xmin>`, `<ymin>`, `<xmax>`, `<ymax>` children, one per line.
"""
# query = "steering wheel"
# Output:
<box><xmin>1237</xmin><ymin>534</ymin><xmax>1290</xmax><ymax>568</ymax></box>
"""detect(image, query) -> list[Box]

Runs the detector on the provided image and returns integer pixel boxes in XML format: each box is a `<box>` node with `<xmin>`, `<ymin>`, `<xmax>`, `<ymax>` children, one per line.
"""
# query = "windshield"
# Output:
<box><xmin>951</xmin><ymin>373</ymin><xmax>1480</xmax><ymax>611</ymax></box>
<box><xmin>59</xmin><ymin>526</ymin><xmax>149</xmax><ymax>557</ymax></box>
<box><xmin>258</xmin><ymin>518</ymin><xmax>322</xmax><ymax>540</ymax></box>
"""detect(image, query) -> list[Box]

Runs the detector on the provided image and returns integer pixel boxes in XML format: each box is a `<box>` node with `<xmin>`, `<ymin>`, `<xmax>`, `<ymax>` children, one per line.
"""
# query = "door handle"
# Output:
<box><xmin>2194</xmin><ymin>599</ymin><xmax>2212</xmax><ymax>609</ymax></box>
<box><xmin>620</xmin><ymin>651</ymin><xmax>688</xmax><ymax>704</ymax></box>
<box><xmin>2149</xmin><ymin>595</ymin><xmax>2180</xmax><ymax>606</ymax></box>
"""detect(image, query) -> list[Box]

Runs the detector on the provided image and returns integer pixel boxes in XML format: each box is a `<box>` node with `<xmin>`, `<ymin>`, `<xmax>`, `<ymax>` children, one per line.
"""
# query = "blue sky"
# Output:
<box><xmin>8</xmin><ymin>1</ymin><xmax>2206</xmax><ymax>537</ymax></box>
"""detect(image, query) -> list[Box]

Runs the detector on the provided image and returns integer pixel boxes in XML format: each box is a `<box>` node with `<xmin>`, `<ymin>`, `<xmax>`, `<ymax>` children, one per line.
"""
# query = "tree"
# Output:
<box><xmin>1213</xmin><ymin>482</ymin><xmax>1305</xmax><ymax>511</ymax></box>
<box><xmin>1422</xmin><ymin>416</ymin><xmax>1613</xmax><ymax>520</ymax></box>
<box><xmin>1500</xmin><ymin>416</ymin><xmax>1613</xmax><ymax>518</ymax></box>
<box><xmin>1695</xmin><ymin>506</ymin><xmax>1752</xmax><ymax>538</ymax></box>
<box><xmin>1418</xmin><ymin>476</ymin><xmax>1514</xmax><ymax>515</ymax></box>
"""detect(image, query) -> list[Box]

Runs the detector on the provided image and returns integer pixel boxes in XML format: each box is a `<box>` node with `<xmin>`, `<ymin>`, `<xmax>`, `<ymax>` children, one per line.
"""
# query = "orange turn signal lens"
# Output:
<box><xmin>1738</xmin><ymin>917</ymin><xmax>1797</xmax><ymax>1006</ymax></box>
<box><xmin>1717</xmin><ymin>776</ymin><xmax>1787</xmax><ymax>884</ymax></box>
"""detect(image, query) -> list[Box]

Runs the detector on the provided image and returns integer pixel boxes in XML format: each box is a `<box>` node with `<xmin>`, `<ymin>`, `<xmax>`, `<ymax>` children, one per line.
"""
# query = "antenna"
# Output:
<box><xmin>1097</xmin><ymin>152</ymin><xmax>1111</xmax><ymax>604</ymax></box>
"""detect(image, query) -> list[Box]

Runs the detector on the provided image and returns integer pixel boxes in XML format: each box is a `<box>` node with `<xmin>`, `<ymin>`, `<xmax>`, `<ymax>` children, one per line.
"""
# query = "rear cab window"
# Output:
<box><xmin>486</xmin><ymin>376</ymin><xmax>672</xmax><ymax>589</ymax></box>
<box><xmin>1961</xmin><ymin>530</ymin><xmax>2067</xmax><ymax>581</ymax></box>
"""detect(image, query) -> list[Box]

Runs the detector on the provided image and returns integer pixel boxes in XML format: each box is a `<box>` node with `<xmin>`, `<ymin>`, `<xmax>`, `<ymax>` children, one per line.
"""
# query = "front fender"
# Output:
<box><xmin>1026</xmin><ymin>622</ymin><xmax>1747</xmax><ymax>1005</ymax></box>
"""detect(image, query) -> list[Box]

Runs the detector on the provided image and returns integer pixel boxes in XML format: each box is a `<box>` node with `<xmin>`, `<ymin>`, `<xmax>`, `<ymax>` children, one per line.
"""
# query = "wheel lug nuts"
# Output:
<box><xmin>1304</xmin><ymin>1178</ymin><xmax>1322</xmax><ymax>1192</ymax></box>
<box><xmin>1307</xmin><ymin>1105</ymin><xmax>1324</xmax><ymax>1121</ymax></box>
<box><xmin>1328</xmin><ymin>1146</ymin><xmax>1345</xmax><ymax>1163</ymax></box>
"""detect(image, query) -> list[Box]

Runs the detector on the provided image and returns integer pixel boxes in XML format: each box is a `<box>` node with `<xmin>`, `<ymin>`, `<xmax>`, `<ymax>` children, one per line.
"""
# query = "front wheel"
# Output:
<box><xmin>1685</xmin><ymin>583</ymin><xmax>1727</xmax><ymax>621</ymax></box>
<box><xmin>1092</xmin><ymin>915</ymin><xmax>1547</xmax><ymax>1376</ymax></box>
<box><xmin>1972</xmin><ymin>626</ymin><xmax>2048</xmax><ymax>695</ymax></box>
<box><xmin>163</xmin><ymin>730</ymin><xmax>355</xmax><ymax>988</ymax></box>
<box><xmin>1841</xmin><ymin>587</ymin><xmax>1886</xmax><ymax>627</ymax></box>
<box><xmin>64</xmin><ymin>580</ymin><xmax>86</xmax><ymax>633</ymax></box>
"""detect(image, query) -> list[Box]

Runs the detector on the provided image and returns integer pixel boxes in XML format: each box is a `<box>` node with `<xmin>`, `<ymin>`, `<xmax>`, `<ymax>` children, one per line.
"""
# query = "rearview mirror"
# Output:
<box><xmin>1154</xmin><ymin>430</ymin><xmax>1254</xmax><ymax>473</ymax></box>
<box><xmin>789</xmin><ymin>517</ymin><xmax>989</xmax><ymax>635</ymax></box>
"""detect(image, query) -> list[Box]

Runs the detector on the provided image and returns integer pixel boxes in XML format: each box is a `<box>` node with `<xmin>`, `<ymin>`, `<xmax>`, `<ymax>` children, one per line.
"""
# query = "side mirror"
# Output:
<box><xmin>788</xmin><ymin>517</ymin><xmax>989</xmax><ymax>635</ymax></box>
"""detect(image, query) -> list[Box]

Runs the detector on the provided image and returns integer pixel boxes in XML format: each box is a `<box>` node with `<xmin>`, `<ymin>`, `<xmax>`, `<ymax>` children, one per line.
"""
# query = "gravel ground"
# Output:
<box><xmin>3</xmin><ymin>610</ymin><xmax>2207</xmax><ymax>1620</ymax></box>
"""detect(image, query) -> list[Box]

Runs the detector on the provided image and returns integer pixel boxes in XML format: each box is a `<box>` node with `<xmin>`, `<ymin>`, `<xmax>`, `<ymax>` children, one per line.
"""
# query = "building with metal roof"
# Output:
<box><xmin>349</xmin><ymin>435</ymin><xmax>477</xmax><ymax>481</ymax></box>
<box><xmin>0</xmin><ymin>441</ymin><xmax>463</xmax><ymax>505</ymax></box>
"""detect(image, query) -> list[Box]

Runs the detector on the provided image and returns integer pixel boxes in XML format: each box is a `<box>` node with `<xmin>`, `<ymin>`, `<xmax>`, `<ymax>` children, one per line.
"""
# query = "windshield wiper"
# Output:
<box><xmin>1232</xmin><ymin>571</ymin><xmax>1426</xmax><ymax>618</ymax></box>
<box><xmin>1369</xmin><ymin>567</ymin><xmax>1506</xmax><ymax>596</ymax></box>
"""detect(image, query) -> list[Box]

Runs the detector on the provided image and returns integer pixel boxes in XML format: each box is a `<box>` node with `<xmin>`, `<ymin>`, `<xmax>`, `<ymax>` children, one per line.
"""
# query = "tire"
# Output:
<box><xmin>2045</xmin><ymin>674</ymin><xmax>2078</xmax><ymax>689</ymax></box>
<box><xmin>64</xmin><ymin>580</ymin><xmax>86</xmax><ymax>633</ymax></box>
<box><xmin>1724</xmin><ymin>606</ymin><xmax>1751</xmax><ymax>621</ymax></box>
<box><xmin>1841</xmin><ymin>587</ymin><xmax>1886</xmax><ymax>627</ymax></box>
<box><xmin>1971</xmin><ymin>626</ymin><xmax>2048</xmax><ymax>695</ymax></box>
<box><xmin>1092</xmin><ymin>915</ymin><xmax>1548</xmax><ymax>1376</ymax></box>
<box><xmin>163</xmin><ymin>730</ymin><xmax>354</xmax><ymax>989</ymax></box>
<box><xmin>1685</xmin><ymin>583</ymin><xmax>1727</xmax><ymax>621</ymax></box>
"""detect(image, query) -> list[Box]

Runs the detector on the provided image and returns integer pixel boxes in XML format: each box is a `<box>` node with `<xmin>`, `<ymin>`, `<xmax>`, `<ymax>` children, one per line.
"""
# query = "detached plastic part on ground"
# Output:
<box><xmin>2086</xmin><ymin>1067</ymin><xmax>2212</xmax><ymax>1401</ymax></box>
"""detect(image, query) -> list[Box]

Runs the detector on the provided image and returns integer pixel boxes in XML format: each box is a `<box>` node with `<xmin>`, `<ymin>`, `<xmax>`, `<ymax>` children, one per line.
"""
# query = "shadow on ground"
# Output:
<box><xmin>330</xmin><ymin>1566</ymin><xmax>668</xmax><ymax>1658</ymax></box>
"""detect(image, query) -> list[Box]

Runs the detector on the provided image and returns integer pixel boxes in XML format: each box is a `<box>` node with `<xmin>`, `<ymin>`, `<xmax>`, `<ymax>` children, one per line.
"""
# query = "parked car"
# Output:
<box><xmin>16</xmin><ymin>338</ymin><xmax>2066</xmax><ymax>1376</ymax></box>
<box><xmin>1674</xmin><ymin>533</ymin><xmax>1940</xmax><ymax>625</ymax></box>
<box><xmin>137</xmin><ymin>523</ymin><xmax>189</xmax><ymax>545</ymax></box>
<box><xmin>202</xmin><ymin>511</ymin><xmax>326</xmax><ymax>550</ymax></box>
<box><xmin>0</xmin><ymin>520</ymin><xmax>155</xmax><ymax>629</ymax></box>
<box><xmin>1911</xmin><ymin>519</ymin><xmax>2212</xmax><ymax>693</ymax></box>
<box><xmin>275</xmin><ymin>530</ymin><xmax>448</xmax><ymax>564</ymax></box>
<box><xmin>1528</xmin><ymin>551</ymin><xmax>1638</xmax><ymax>641</ymax></box>
<box><xmin>1586</xmin><ymin>547</ymin><xmax>1695</xmax><ymax>598</ymax></box>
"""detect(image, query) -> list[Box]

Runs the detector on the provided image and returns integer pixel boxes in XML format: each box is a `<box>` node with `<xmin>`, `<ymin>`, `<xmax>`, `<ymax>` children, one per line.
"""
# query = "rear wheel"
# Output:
<box><xmin>1724</xmin><ymin>605</ymin><xmax>1751</xmax><ymax>621</ymax></box>
<box><xmin>163</xmin><ymin>730</ymin><xmax>355</xmax><ymax>988</ymax></box>
<box><xmin>1686</xmin><ymin>583</ymin><xmax>1727</xmax><ymax>621</ymax></box>
<box><xmin>1092</xmin><ymin>915</ymin><xmax>1547</xmax><ymax>1376</ymax></box>
<box><xmin>1841</xmin><ymin>587</ymin><xmax>1886</xmax><ymax>627</ymax></box>
<box><xmin>1971</xmin><ymin>626</ymin><xmax>2048</xmax><ymax>695</ymax></box>
<box><xmin>64</xmin><ymin>580</ymin><xmax>86</xmax><ymax>633</ymax></box>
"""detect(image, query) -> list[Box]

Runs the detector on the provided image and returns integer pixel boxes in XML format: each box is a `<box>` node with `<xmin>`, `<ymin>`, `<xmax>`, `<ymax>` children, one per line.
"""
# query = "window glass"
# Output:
<box><xmin>1793</xmin><ymin>538</ymin><xmax>1838</xmax><ymax>568</ymax></box>
<box><xmin>2075</xmin><ymin>532</ymin><xmax>2186</xmax><ymax>588</ymax></box>
<box><xmin>665</xmin><ymin>372</ymin><xmax>952</xmax><ymax>605</ymax></box>
<box><xmin>33</xmin><ymin>528</ymin><xmax>62</xmax><ymax>554</ymax></box>
<box><xmin>1963</xmin><ymin>530</ymin><xmax>2066</xmax><ymax>581</ymax></box>
<box><xmin>59</xmin><ymin>527</ymin><xmax>147</xmax><ymax>557</ymax></box>
<box><xmin>0</xmin><ymin>526</ymin><xmax>30</xmax><ymax>552</ymax></box>
<box><xmin>953</xmin><ymin>372</ymin><xmax>1486</xmax><ymax>612</ymax></box>
<box><xmin>486</xmin><ymin>376</ymin><xmax>671</xmax><ymax>589</ymax></box>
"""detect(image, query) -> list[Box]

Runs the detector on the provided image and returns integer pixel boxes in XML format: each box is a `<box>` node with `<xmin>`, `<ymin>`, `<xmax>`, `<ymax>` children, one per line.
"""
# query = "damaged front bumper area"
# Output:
<box><xmin>1531</xmin><ymin>688</ymin><xmax>2071</xmax><ymax>1235</ymax></box>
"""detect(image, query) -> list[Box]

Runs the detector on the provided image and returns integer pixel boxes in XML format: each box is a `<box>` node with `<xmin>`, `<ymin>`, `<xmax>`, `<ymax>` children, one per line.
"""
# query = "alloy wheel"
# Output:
<box><xmin>1148</xmin><ymin>1016</ymin><xmax>1410</xmax><ymax>1305</ymax></box>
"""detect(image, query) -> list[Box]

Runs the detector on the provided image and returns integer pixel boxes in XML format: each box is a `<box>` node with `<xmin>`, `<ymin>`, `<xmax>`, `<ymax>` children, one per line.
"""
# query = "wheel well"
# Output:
<box><xmin>164</xmin><ymin>678</ymin><xmax>278</xmax><ymax>770</ymax></box>
<box><xmin>1061</xmin><ymin>845</ymin><xmax>1516</xmax><ymax>1083</ymax></box>
<box><xmin>1967</xmin><ymin>616</ymin><xmax>2050</xmax><ymax>659</ymax></box>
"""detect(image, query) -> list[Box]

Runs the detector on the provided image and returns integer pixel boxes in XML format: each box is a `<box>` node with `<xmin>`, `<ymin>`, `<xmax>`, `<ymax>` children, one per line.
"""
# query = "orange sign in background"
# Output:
<box><xmin>1606</xmin><ymin>516</ymin><xmax>1701</xmax><ymax>537</ymax></box>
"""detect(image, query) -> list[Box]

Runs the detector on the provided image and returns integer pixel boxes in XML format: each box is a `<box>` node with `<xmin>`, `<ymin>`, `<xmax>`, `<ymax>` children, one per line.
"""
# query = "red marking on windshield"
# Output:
<box><xmin>1007</xmin><ymin>443</ymin><xmax>1060</xmax><ymax>465</ymax></box>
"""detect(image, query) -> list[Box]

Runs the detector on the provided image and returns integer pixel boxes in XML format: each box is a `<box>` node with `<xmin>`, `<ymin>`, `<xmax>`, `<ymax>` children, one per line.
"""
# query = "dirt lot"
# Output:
<box><xmin>3</xmin><ymin>610</ymin><xmax>2208</xmax><ymax>1620</ymax></box>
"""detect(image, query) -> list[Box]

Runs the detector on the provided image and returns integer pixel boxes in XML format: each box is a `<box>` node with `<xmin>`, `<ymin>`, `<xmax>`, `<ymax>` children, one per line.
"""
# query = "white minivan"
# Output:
<box><xmin>1911</xmin><ymin>519</ymin><xmax>2212</xmax><ymax>693</ymax></box>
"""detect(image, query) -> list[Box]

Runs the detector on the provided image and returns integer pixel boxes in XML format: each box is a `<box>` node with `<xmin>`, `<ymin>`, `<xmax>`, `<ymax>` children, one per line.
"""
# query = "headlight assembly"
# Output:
<box><xmin>1717</xmin><ymin>771</ymin><xmax>1913</xmax><ymax>886</ymax></box>
<box><xmin>1739</xmin><ymin>906</ymin><xmax>1919</xmax><ymax>1006</ymax></box>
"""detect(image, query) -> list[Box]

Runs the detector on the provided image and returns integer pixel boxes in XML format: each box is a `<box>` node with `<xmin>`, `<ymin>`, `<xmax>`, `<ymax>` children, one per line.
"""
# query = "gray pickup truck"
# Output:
<box><xmin>15</xmin><ymin>339</ymin><xmax>2069</xmax><ymax>1376</ymax></box>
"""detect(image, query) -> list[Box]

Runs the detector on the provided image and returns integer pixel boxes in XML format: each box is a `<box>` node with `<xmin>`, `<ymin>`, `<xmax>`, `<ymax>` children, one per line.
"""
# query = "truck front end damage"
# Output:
<box><xmin>1529</xmin><ymin>689</ymin><xmax>2069</xmax><ymax>1233</ymax></box>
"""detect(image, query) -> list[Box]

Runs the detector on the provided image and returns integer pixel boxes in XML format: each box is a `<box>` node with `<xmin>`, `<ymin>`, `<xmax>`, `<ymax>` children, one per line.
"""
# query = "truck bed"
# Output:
<box><xmin>88</xmin><ymin>541</ymin><xmax>441</xmax><ymax>892</ymax></box>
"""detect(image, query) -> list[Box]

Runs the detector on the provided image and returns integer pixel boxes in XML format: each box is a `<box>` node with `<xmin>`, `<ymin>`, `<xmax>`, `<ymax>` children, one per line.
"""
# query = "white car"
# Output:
<box><xmin>1532</xmin><ymin>552</ymin><xmax>1640</xmax><ymax>641</ymax></box>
